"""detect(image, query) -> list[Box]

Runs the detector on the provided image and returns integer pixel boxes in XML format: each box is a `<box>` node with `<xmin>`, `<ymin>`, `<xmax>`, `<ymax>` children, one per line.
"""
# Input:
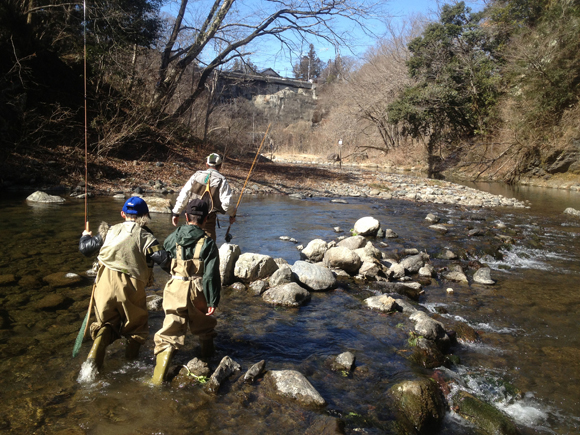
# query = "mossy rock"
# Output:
<box><xmin>389</xmin><ymin>378</ymin><xmax>446</xmax><ymax>434</ymax></box>
<box><xmin>455</xmin><ymin>391</ymin><xmax>520</xmax><ymax>435</ymax></box>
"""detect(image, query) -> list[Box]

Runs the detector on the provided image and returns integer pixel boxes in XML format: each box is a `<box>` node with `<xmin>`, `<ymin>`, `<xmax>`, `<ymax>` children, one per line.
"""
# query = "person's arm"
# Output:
<box><xmin>172</xmin><ymin>175</ymin><xmax>196</xmax><ymax>225</ymax></box>
<box><xmin>202</xmin><ymin>239</ymin><xmax>221</xmax><ymax>310</ymax></box>
<box><xmin>79</xmin><ymin>231</ymin><xmax>103</xmax><ymax>256</ymax></box>
<box><xmin>219</xmin><ymin>178</ymin><xmax>236</xmax><ymax>222</ymax></box>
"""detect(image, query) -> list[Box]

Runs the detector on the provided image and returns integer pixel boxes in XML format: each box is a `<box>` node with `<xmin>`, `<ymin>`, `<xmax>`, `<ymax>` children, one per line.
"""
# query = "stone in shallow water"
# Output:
<box><xmin>267</xmin><ymin>370</ymin><xmax>326</xmax><ymax>407</ymax></box>
<box><xmin>43</xmin><ymin>272</ymin><xmax>83</xmax><ymax>288</ymax></box>
<box><xmin>473</xmin><ymin>267</ymin><xmax>495</xmax><ymax>285</ymax></box>
<box><xmin>26</xmin><ymin>191</ymin><xmax>66</xmax><ymax>203</ymax></box>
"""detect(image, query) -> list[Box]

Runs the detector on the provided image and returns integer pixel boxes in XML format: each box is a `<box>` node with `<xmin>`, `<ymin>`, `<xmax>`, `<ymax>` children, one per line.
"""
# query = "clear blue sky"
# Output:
<box><xmin>161</xmin><ymin>0</ymin><xmax>484</xmax><ymax>78</ymax></box>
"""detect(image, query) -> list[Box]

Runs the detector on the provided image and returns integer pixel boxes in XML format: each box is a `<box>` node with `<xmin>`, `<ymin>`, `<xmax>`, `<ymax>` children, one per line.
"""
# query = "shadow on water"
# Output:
<box><xmin>0</xmin><ymin>191</ymin><xmax>579</xmax><ymax>433</ymax></box>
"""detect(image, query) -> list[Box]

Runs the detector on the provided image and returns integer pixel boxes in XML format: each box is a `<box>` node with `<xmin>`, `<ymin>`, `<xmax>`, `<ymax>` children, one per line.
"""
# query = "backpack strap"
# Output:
<box><xmin>193</xmin><ymin>236</ymin><xmax>206</xmax><ymax>260</ymax></box>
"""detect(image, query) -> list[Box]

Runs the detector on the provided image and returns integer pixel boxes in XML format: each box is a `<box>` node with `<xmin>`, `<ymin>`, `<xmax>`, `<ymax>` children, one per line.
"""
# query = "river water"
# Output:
<box><xmin>0</xmin><ymin>181</ymin><xmax>579</xmax><ymax>434</ymax></box>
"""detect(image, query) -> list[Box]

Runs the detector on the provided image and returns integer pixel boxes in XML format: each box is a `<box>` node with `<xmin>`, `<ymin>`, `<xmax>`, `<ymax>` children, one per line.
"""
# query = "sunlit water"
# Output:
<box><xmin>0</xmin><ymin>183</ymin><xmax>579</xmax><ymax>434</ymax></box>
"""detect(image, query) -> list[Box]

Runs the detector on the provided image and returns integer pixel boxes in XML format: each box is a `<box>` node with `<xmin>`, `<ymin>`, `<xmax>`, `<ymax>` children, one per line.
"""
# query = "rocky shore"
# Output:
<box><xmin>137</xmin><ymin>215</ymin><xmax>522</xmax><ymax>434</ymax></box>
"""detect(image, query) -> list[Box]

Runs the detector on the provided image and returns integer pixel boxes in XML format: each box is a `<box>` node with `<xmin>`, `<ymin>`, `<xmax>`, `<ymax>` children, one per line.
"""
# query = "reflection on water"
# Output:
<box><xmin>0</xmin><ymin>189</ymin><xmax>579</xmax><ymax>433</ymax></box>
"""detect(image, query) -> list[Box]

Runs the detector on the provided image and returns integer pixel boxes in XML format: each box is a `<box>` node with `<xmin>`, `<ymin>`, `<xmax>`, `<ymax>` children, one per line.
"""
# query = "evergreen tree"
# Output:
<box><xmin>293</xmin><ymin>44</ymin><xmax>323</xmax><ymax>80</ymax></box>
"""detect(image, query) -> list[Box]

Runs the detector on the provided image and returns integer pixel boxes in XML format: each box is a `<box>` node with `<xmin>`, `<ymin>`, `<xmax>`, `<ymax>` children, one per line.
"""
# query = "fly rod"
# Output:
<box><xmin>224</xmin><ymin>123</ymin><xmax>271</xmax><ymax>242</ymax></box>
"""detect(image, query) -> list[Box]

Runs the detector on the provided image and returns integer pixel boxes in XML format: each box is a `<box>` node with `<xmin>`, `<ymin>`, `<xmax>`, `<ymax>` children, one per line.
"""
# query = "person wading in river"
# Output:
<box><xmin>171</xmin><ymin>153</ymin><xmax>236</xmax><ymax>241</ymax></box>
<box><xmin>79</xmin><ymin>197</ymin><xmax>168</xmax><ymax>371</ymax></box>
<box><xmin>151</xmin><ymin>199</ymin><xmax>221</xmax><ymax>386</ymax></box>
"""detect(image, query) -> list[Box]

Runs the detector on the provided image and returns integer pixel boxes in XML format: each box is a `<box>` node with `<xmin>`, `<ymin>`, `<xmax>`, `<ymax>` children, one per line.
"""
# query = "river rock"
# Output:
<box><xmin>443</xmin><ymin>265</ymin><xmax>468</xmax><ymax>283</ymax></box>
<box><xmin>378</xmin><ymin>281</ymin><xmax>423</xmax><ymax>301</ymax></box>
<box><xmin>437</xmin><ymin>249</ymin><xmax>457</xmax><ymax>260</ymax></box>
<box><xmin>358</xmin><ymin>261</ymin><xmax>382</xmax><ymax>279</ymax></box>
<box><xmin>184</xmin><ymin>357</ymin><xmax>211</xmax><ymax>377</ymax></box>
<box><xmin>400</xmin><ymin>253</ymin><xmax>429</xmax><ymax>274</ymax></box>
<box><xmin>388</xmin><ymin>262</ymin><xmax>406</xmax><ymax>279</ymax></box>
<box><xmin>300</xmin><ymin>239</ymin><xmax>328</xmax><ymax>262</ymax></box>
<box><xmin>354</xmin><ymin>217</ymin><xmax>380</xmax><ymax>236</ymax></box>
<box><xmin>204</xmin><ymin>356</ymin><xmax>241</xmax><ymax>394</ymax></box>
<box><xmin>267</xmin><ymin>370</ymin><xmax>326</xmax><ymax>407</ymax></box>
<box><xmin>323</xmin><ymin>247</ymin><xmax>361</xmax><ymax>275</ymax></box>
<box><xmin>563</xmin><ymin>207</ymin><xmax>580</xmax><ymax>217</ymax></box>
<box><xmin>291</xmin><ymin>261</ymin><xmax>337</xmax><ymax>291</ymax></box>
<box><xmin>389</xmin><ymin>378</ymin><xmax>446</xmax><ymax>434</ymax></box>
<box><xmin>234</xmin><ymin>253</ymin><xmax>278</xmax><ymax>283</ymax></box>
<box><xmin>337</xmin><ymin>235</ymin><xmax>366</xmax><ymax>250</ymax></box>
<box><xmin>33</xmin><ymin>293</ymin><xmax>68</xmax><ymax>310</ymax></box>
<box><xmin>146</xmin><ymin>295</ymin><xmax>163</xmax><ymax>311</ymax></box>
<box><xmin>243</xmin><ymin>360</ymin><xmax>266</xmax><ymax>383</ymax></box>
<box><xmin>425</xmin><ymin>213</ymin><xmax>440</xmax><ymax>223</ymax></box>
<box><xmin>410</xmin><ymin>337</ymin><xmax>447</xmax><ymax>369</ymax></box>
<box><xmin>473</xmin><ymin>267</ymin><xmax>495</xmax><ymax>285</ymax></box>
<box><xmin>365</xmin><ymin>295</ymin><xmax>400</xmax><ymax>313</ymax></box>
<box><xmin>305</xmin><ymin>416</ymin><xmax>345</xmax><ymax>435</ymax></box>
<box><xmin>429</xmin><ymin>224</ymin><xmax>448</xmax><ymax>234</ymax></box>
<box><xmin>332</xmin><ymin>351</ymin><xmax>356</xmax><ymax>371</ymax></box>
<box><xmin>219</xmin><ymin>244</ymin><xmax>241</xmax><ymax>286</ymax></box>
<box><xmin>141</xmin><ymin>196</ymin><xmax>172</xmax><ymax>213</ymax></box>
<box><xmin>262</xmin><ymin>283</ymin><xmax>311</xmax><ymax>307</ymax></box>
<box><xmin>229</xmin><ymin>282</ymin><xmax>246</xmax><ymax>292</ymax></box>
<box><xmin>0</xmin><ymin>274</ymin><xmax>17</xmax><ymax>286</ymax></box>
<box><xmin>249</xmin><ymin>279</ymin><xmax>268</xmax><ymax>296</ymax></box>
<box><xmin>26</xmin><ymin>191</ymin><xmax>66</xmax><ymax>203</ymax></box>
<box><xmin>454</xmin><ymin>390</ymin><xmax>521</xmax><ymax>435</ymax></box>
<box><xmin>385</xmin><ymin>229</ymin><xmax>399</xmax><ymax>238</ymax></box>
<box><xmin>43</xmin><ymin>272</ymin><xmax>83</xmax><ymax>288</ymax></box>
<box><xmin>354</xmin><ymin>242</ymin><xmax>382</xmax><ymax>263</ymax></box>
<box><xmin>419</xmin><ymin>264</ymin><xmax>435</xmax><ymax>277</ymax></box>
<box><xmin>269</xmin><ymin>266</ymin><xmax>292</xmax><ymax>287</ymax></box>
<box><xmin>410</xmin><ymin>311</ymin><xmax>449</xmax><ymax>349</ymax></box>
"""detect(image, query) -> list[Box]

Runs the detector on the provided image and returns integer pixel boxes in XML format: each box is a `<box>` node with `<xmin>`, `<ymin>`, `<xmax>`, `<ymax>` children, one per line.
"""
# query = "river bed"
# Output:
<box><xmin>0</xmin><ymin>183</ymin><xmax>579</xmax><ymax>434</ymax></box>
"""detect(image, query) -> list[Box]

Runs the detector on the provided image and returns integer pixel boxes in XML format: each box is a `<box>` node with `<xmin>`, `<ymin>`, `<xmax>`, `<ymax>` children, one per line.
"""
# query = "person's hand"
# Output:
<box><xmin>171</xmin><ymin>215</ymin><xmax>179</xmax><ymax>226</ymax></box>
<box><xmin>229</xmin><ymin>215</ymin><xmax>236</xmax><ymax>224</ymax></box>
<box><xmin>82</xmin><ymin>230</ymin><xmax>92</xmax><ymax>236</ymax></box>
<box><xmin>206</xmin><ymin>307</ymin><xmax>216</xmax><ymax>315</ymax></box>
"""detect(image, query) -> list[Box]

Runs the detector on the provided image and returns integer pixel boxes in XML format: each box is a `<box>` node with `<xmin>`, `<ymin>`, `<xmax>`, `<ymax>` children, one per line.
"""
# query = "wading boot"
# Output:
<box><xmin>200</xmin><ymin>337</ymin><xmax>215</xmax><ymax>358</ymax></box>
<box><xmin>86</xmin><ymin>326</ymin><xmax>112</xmax><ymax>371</ymax></box>
<box><xmin>125</xmin><ymin>338</ymin><xmax>141</xmax><ymax>361</ymax></box>
<box><xmin>151</xmin><ymin>347</ymin><xmax>174</xmax><ymax>386</ymax></box>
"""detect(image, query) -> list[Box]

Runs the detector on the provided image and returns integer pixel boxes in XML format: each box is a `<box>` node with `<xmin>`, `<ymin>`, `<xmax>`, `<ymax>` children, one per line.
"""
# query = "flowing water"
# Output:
<box><xmin>0</xmin><ymin>182</ymin><xmax>579</xmax><ymax>434</ymax></box>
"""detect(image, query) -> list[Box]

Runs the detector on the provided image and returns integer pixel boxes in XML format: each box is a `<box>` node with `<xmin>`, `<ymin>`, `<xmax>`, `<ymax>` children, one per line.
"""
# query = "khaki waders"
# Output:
<box><xmin>152</xmin><ymin>237</ymin><xmax>217</xmax><ymax>384</ymax></box>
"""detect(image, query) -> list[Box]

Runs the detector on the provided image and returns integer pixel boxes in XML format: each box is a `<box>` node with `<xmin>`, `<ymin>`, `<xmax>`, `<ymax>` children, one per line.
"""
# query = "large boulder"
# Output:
<box><xmin>353</xmin><ymin>217</ymin><xmax>380</xmax><ymax>236</ymax></box>
<box><xmin>262</xmin><ymin>283</ymin><xmax>311</xmax><ymax>307</ymax></box>
<box><xmin>323</xmin><ymin>247</ymin><xmax>361</xmax><ymax>275</ymax></box>
<box><xmin>267</xmin><ymin>370</ymin><xmax>326</xmax><ymax>407</ymax></box>
<box><xmin>337</xmin><ymin>236</ymin><xmax>367</xmax><ymax>250</ymax></box>
<box><xmin>269</xmin><ymin>266</ymin><xmax>293</xmax><ymax>287</ymax></box>
<box><xmin>219</xmin><ymin>244</ymin><xmax>241</xmax><ymax>285</ymax></box>
<box><xmin>141</xmin><ymin>196</ymin><xmax>172</xmax><ymax>213</ymax></box>
<box><xmin>291</xmin><ymin>261</ymin><xmax>337</xmax><ymax>291</ymax></box>
<box><xmin>26</xmin><ymin>191</ymin><xmax>65</xmax><ymax>203</ymax></box>
<box><xmin>389</xmin><ymin>378</ymin><xmax>446</xmax><ymax>434</ymax></box>
<box><xmin>234</xmin><ymin>253</ymin><xmax>278</xmax><ymax>283</ymax></box>
<box><xmin>300</xmin><ymin>239</ymin><xmax>328</xmax><ymax>262</ymax></box>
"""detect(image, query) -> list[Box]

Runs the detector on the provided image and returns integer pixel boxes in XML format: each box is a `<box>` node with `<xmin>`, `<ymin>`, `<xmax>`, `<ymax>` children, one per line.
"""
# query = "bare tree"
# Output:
<box><xmin>151</xmin><ymin>0</ymin><xmax>381</xmax><ymax>118</ymax></box>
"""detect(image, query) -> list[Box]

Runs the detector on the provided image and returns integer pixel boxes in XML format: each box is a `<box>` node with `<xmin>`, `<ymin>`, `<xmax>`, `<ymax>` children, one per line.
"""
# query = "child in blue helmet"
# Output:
<box><xmin>79</xmin><ymin>197</ymin><xmax>168</xmax><ymax>371</ymax></box>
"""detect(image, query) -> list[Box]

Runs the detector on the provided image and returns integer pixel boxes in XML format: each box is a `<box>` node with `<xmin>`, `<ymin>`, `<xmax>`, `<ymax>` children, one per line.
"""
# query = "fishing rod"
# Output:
<box><xmin>73</xmin><ymin>0</ymin><xmax>94</xmax><ymax>358</ymax></box>
<box><xmin>224</xmin><ymin>123</ymin><xmax>271</xmax><ymax>242</ymax></box>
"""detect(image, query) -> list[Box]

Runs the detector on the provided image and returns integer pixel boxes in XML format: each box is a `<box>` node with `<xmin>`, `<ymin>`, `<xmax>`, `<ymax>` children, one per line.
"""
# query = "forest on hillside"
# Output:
<box><xmin>1</xmin><ymin>0</ymin><xmax>579</xmax><ymax>186</ymax></box>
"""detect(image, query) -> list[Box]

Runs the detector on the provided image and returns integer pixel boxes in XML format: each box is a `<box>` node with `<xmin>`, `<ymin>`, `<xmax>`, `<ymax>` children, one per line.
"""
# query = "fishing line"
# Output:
<box><xmin>83</xmin><ymin>0</ymin><xmax>89</xmax><ymax>232</ymax></box>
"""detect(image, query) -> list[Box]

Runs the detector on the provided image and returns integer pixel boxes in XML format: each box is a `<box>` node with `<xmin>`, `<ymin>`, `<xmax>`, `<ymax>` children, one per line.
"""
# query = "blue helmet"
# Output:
<box><xmin>122</xmin><ymin>197</ymin><xmax>149</xmax><ymax>216</ymax></box>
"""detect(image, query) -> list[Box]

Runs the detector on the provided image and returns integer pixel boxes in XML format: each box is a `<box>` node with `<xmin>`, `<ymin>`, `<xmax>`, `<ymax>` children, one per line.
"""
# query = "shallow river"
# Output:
<box><xmin>0</xmin><ymin>181</ymin><xmax>579</xmax><ymax>434</ymax></box>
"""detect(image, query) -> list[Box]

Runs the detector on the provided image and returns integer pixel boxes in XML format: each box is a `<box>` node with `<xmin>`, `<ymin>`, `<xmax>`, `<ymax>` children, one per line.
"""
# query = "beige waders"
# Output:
<box><xmin>89</xmin><ymin>266</ymin><xmax>149</xmax><ymax>346</ymax></box>
<box><xmin>153</xmin><ymin>237</ymin><xmax>217</xmax><ymax>357</ymax></box>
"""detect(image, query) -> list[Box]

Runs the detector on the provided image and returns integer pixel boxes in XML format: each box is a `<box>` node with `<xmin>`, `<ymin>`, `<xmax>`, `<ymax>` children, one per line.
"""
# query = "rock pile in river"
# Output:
<box><xmin>153</xmin><ymin>213</ymin><xmax>520</xmax><ymax>434</ymax></box>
